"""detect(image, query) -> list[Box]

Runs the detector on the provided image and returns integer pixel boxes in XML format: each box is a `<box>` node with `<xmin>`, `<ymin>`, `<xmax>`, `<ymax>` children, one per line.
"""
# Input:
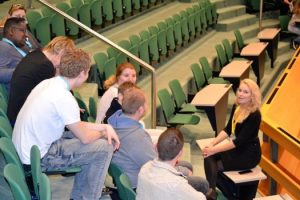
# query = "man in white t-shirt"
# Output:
<box><xmin>13</xmin><ymin>49</ymin><xmax>120</xmax><ymax>200</ymax></box>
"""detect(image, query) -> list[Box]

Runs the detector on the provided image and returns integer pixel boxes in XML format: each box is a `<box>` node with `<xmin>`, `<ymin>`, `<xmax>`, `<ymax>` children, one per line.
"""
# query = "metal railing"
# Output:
<box><xmin>38</xmin><ymin>0</ymin><xmax>157</xmax><ymax>128</ymax></box>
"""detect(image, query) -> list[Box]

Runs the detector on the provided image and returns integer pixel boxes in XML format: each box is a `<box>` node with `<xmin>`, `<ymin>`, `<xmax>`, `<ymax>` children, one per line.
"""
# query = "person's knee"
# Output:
<box><xmin>187</xmin><ymin>176</ymin><xmax>210</xmax><ymax>194</ymax></box>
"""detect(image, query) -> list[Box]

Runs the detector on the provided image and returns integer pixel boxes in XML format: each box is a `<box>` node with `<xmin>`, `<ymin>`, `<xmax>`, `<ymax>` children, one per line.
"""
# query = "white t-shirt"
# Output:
<box><xmin>13</xmin><ymin>76</ymin><xmax>80</xmax><ymax>164</ymax></box>
<box><xmin>96</xmin><ymin>84</ymin><xmax>118</xmax><ymax>123</ymax></box>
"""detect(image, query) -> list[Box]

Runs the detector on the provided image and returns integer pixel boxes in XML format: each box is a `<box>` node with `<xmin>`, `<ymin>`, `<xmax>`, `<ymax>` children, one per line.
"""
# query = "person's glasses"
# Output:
<box><xmin>13</xmin><ymin>27</ymin><xmax>27</xmax><ymax>34</ymax></box>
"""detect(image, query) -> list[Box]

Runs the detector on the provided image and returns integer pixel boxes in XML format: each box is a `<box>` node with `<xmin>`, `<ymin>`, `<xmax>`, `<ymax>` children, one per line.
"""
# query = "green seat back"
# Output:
<box><xmin>119</xmin><ymin>174</ymin><xmax>136</xmax><ymax>200</ymax></box>
<box><xmin>123</xmin><ymin>0</ymin><xmax>132</xmax><ymax>14</ymax></box>
<box><xmin>149</xmin><ymin>34</ymin><xmax>159</xmax><ymax>62</ymax></box>
<box><xmin>199</xmin><ymin>57</ymin><xmax>213</xmax><ymax>83</ymax></box>
<box><xmin>166</xmin><ymin>26</ymin><xmax>176</xmax><ymax>51</ymax></box>
<box><xmin>132</xmin><ymin>0</ymin><xmax>141</xmax><ymax>10</ymax></box>
<box><xmin>168</xmin><ymin>79</ymin><xmax>187</xmax><ymax>110</ymax></box>
<box><xmin>35</xmin><ymin>17</ymin><xmax>52</xmax><ymax>46</ymax></box>
<box><xmin>157</xmin><ymin>89</ymin><xmax>175</xmax><ymax>122</ymax></box>
<box><xmin>200</xmin><ymin>8</ymin><xmax>207</xmax><ymax>30</ymax></box>
<box><xmin>157</xmin><ymin>30</ymin><xmax>167</xmax><ymax>56</ymax></box>
<box><xmin>173</xmin><ymin>22</ymin><xmax>183</xmax><ymax>46</ymax></box>
<box><xmin>157</xmin><ymin>21</ymin><xmax>167</xmax><ymax>31</ymax></box>
<box><xmin>117</xmin><ymin>40</ymin><xmax>131</xmax><ymax>65</ymax></box>
<box><xmin>0</xmin><ymin>83</ymin><xmax>8</xmax><ymax>102</ymax></box>
<box><xmin>93</xmin><ymin>52</ymin><xmax>108</xmax><ymax>80</ymax></box>
<box><xmin>113</xmin><ymin>0</ymin><xmax>123</xmax><ymax>18</ymax></box>
<box><xmin>129</xmin><ymin>34</ymin><xmax>141</xmax><ymax>46</ymax></box>
<box><xmin>0</xmin><ymin>138</ymin><xmax>25</xmax><ymax>177</ymax></box>
<box><xmin>26</xmin><ymin>10</ymin><xmax>42</xmax><ymax>33</ymax></box>
<box><xmin>139</xmin><ymin>30</ymin><xmax>151</xmax><ymax>41</ymax></box>
<box><xmin>181</xmin><ymin>17</ymin><xmax>190</xmax><ymax>42</ymax></box>
<box><xmin>39</xmin><ymin>173</ymin><xmax>51</xmax><ymax>200</ymax></box>
<box><xmin>0</xmin><ymin>92</ymin><xmax>8</xmax><ymax>112</ymax></box>
<box><xmin>129</xmin><ymin>44</ymin><xmax>141</xmax><ymax>75</ymax></box>
<box><xmin>4</xmin><ymin>164</ymin><xmax>31</xmax><ymax>200</ymax></box>
<box><xmin>190</xmin><ymin>63</ymin><xmax>206</xmax><ymax>91</ymax></box>
<box><xmin>88</xmin><ymin>97</ymin><xmax>97</xmax><ymax>120</ymax></box>
<box><xmin>222</xmin><ymin>39</ymin><xmax>234</xmax><ymax>61</ymax></box>
<box><xmin>77</xmin><ymin>4</ymin><xmax>92</xmax><ymax>28</ymax></box>
<box><xmin>107</xmin><ymin>47</ymin><xmax>119</xmax><ymax>59</ymax></box>
<box><xmin>103</xmin><ymin>0</ymin><xmax>113</xmax><ymax>21</ymax></box>
<box><xmin>234</xmin><ymin>29</ymin><xmax>245</xmax><ymax>51</ymax></box>
<box><xmin>104</xmin><ymin>57</ymin><xmax>117</xmax><ymax>80</ymax></box>
<box><xmin>141</xmin><ymin>0</ymin><xmax>149</xmax><ymax>7</ymax></box>
<box><xmin>30</xmin><ymin>145</ymin><xmax>43</xmax><ymax>198</ymax></box>
<box><xmin>279</xmin><ymin>15</ymin><xmax>291</xmax><ymax>31</ymax></box>
<box><xmin>138</xmin><ymin>39</ymin><xmax>150</xmax><ymax>64</ymax></box>
<box><xmin>165</xmin><ymin>17</ymin><xmax>174</xmax><ymax>27</ymax></box>
<box><xmin>187</xmin><ymin>12</ymin><xmax>196</xmax><ymax>38</ymax></box>
<box><xmin>108</xmin><ymin>163</ymin><xmax>126</xmax><ymax>198</ymax></box>
<box><xmin>90</xmin><ymin>0</ymin><xmax>103</xmax><ymax>26</ymax></box>
<box><xmin>172</xmin><ymin>14</ymin><xmax>181</xmax><ymax>23</ymax></box>
<box><xmin>0</xmin><ymin>115</ymin><xmax>13</xmax><ymax>138</ymax></box>
<box><xmin>148</xmin><ymin>26</ymin><xmax>159</xmax><ymax>36</ymax></box>
<box><xmin>215</xmin><ymin>44</ymin><xmax>228</xmax><ymax>68</ymax></box>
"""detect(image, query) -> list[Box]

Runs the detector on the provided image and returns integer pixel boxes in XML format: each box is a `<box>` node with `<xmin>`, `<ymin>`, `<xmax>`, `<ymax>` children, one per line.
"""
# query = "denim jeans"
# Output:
<box><xmin>288</xmin><ymin>24</ymin><xmax>300</xmax><ymax>43</ymax></box>
<box><xmin>41</xmin><ymin>131</ymin><xmax>113</xmax><ymax>200</ymax></box>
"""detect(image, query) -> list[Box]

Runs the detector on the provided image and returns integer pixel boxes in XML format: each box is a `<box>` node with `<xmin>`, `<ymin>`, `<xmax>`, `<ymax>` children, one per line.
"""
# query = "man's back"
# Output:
<box><xmin>12</xmin><ymin>76</ymin><xmax>80</xmax><ymax>165</ymax></box>
<box><xmin>7</xmin><ymin>50</ymin><xmax>55</xmax><ymax>122</ymax></box>
<box><xmin>108</xmin><ymin>110</ymin><xmax>156</xmax><ymax>188</ymax></box>
<box><xmin>137</xmin><ymin>160</ymin><xmax>206</xmax><ymax>200</ymax></box>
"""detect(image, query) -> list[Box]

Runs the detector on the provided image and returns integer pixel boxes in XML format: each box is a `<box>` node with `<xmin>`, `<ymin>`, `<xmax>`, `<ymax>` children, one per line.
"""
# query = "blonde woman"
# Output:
<box><xmin>96</xmin><ymin>62</ymin><xmax>136</xmax><ymax>123</ymax></box>
<box><xmin>203</xmin><ymin>79</ymin><xmax>262</xmax><ymax>200</ymax></box>
<box><xmin>288</xmin><ymin>1</ymin><xmax>300</xmax><ymax>48</ymax></box>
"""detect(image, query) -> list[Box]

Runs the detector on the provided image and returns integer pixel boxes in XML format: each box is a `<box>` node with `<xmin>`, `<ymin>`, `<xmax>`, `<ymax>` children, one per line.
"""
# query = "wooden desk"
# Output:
<box><xmin>241</xmin><ymin>42</ymin><xmax>268</xmax><ymax>86</ymax></box>
<box><xmin>257</xmin><ymin>28</ymin><xmax>281</xmax><ymax>68</ymax></box>
<box><xmin>191</xmin><ymin>84</ymin><xmax>231</xmax><ymax>135</ymax></box>
<box><xmin>219</xmin><ymin>60</ymin><xmax>252</xmax><ymax>92</ymax></box>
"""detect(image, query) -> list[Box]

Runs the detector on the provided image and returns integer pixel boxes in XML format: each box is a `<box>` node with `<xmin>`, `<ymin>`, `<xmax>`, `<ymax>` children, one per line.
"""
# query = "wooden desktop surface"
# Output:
<box><xmin>241</xmin><ymin>42</ymin><xmax>268</xmax><ymax>56</ymax></box>
<box><xmin>257</xmin><ymin>28</ymin><xmax>281</xmax><ymax>40</ymax></box>
<box><xmin>191</xmin><ymin>84</ymin><xmax>231</xmax><ymax>106</ymax></box>
<box><xmin>219</xmin><ymin>60</ymin><xmax>252</xmax><ymax>78</ymax></box>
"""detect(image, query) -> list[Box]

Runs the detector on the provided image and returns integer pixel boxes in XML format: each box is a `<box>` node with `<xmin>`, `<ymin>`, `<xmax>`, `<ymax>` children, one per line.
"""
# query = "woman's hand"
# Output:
<box><xmin>202</xmin><ymin>146</ymin><xmax>215</xmax><ymax>158</ymax></box>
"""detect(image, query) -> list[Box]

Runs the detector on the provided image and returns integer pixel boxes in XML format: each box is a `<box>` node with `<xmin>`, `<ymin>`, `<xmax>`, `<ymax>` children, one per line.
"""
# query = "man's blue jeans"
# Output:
<box><xmin>41</xmin><ymin>131</ymin><xmax>113</xmax><ymax>200</ymax></box>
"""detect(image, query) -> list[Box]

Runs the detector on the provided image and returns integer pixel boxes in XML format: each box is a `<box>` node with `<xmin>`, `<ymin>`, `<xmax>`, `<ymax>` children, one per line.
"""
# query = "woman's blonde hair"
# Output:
<box><xmin>235</xmin><ymin>78</ymin><xmax>261</xmax><ymax>122</ymax></box>
<box><xmin>0</xmin><ymin>4</ymin><xmax>27</xmax><ymax>27</ymax></box>
<box><xmin>293</xmin><ymin>1</ymin><xmax>300</xmax><ymax>15</ymax></box>
<box><xmin>43</xmin><ymin>36</ymin><xmax>75</xmax><ymax>55</ymax></box>
<box><xmin>104</xmin><ymin>62</ymin><xmax>136</xmax><ymax>89</ymax></box>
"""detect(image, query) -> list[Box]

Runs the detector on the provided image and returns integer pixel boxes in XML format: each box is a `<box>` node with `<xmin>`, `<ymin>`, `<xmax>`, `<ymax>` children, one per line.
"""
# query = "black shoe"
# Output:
<box><xmin>292</xmin><ymin>40</ymin><xmax>300</xmax><ymax>50</ymax></box>
<box><xmin>206</xmin><ymin>188</ymin><xmax>217</xmax><ymax>200</ymax></box>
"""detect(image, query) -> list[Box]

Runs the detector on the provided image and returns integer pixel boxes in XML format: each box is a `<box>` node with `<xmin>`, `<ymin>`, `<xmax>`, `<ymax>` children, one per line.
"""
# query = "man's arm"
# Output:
<box><xmin>67</xmin><ymin>121</ymin><xmax>120</xmax><ymax>150</ymax></box>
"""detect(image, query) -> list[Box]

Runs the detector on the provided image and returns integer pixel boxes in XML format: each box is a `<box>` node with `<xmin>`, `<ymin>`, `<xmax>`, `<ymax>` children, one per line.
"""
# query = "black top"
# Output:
<box><xmin>7</xmin><ymin>50</ymin><xmax>55</xmax><ymax>122</ymax></box>
<box><xmin>220</xmin><ymin>106</ymin><xmax>262</xmax><ymax>170</ymax></box>
<box><xmin>103</xmin><ymin>97</ymin><xmax>122</xmax><ymax>124</ymax></box>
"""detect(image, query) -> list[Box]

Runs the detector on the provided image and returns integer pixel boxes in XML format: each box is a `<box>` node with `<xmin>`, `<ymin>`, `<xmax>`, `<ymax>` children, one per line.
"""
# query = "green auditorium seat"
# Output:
<box><xmin>222</xmin><ymin>39</ymin><xmax>247</xmax><ymax>62</ymax></box>
<box><xmin>73</xmin><ymin>92</ymin><xmax>90</xmax><ymax>122</ymax></box>
<box><xmin>173</xmin><ymin>21</ymin><xmax>183</xmax><ymax>48</ymax></box>
<box><xmin>200</xmin><ymin>8</ymin><xmax>208</xmax><ymax>31</ymax></box>
<box><xmin>186</xmin><ymin>10</ymin><xmax>196</xmax><ymax>39</ymax></box>
<box><xmin>41</xmin><ymin>7</ymin><xmax>66</xmax><ymax>37</ymax></box>
<box><xmin>89</xmin><ymin>0</ymin><xmax>103</xmax><ymax>26</ymax></box>
<box><xmin>158</xmin><ymin>89</ymin><xmax>200</xmax><ymax>127</ymax></box>
<box><xmin>129</xmin><ymin>34</ymin><xmax>141</xmax><ymax>46</ymax></box>
<box><xmin>148</xmin><ymin>34</ymin><xmax>160</xmax><ymax>65</ymax></box>
<box><xmin>234</xmin><ymin>29</ymin><xmax>246</xmax><ymax>52</ymax></box>
<box><xmin>0</xmin><ymin>93</ymin><xmax>8</xmax><ymax>112</ymax></box>
<box><xmin>39</xmin><ymin>174</ymin><xmax>51</xmax><ymax>200</ymax></box>
<box><xmin>119</xmin><ymin>174</ymin><xmax>136</xmax><ymax>200</ymax></box>
<box><xmin>215</xmin><ymin>44</ymin><xmax>229</xmax><ymax>69</ymax></box>
<box><xmin>70</xmin><ymin>0</ymin><xmax>92</xmax><ymax>28</ymax></box>
<box><xmin>0</xmin><ymin>115</ymin><xmax>13</xmax><ymax>138</ymax></box>
<box><xmin>180</xmin><ymin>16</ymin><xmax>190</xmax><ymax>44</ymax></box>
<box><xmin>192</xmin><ymin>5</ymin><xmax>203</xmax><ymax>34</ymax></box>
<box><xmin>93</xmin><ymin>52</ymin><xmax>108</xmax><ymax>82</ymax></box>
<box><xmin>199</xmin><ymin>57</ymin><xmax>227</xmax><ymax>85</ymax></box>
<box><xmin>190</xmin><ymin>63</ymin><xmax>207</xmax><ymax>91</ymax></box>
<box><xmin>157</xmin><ymin>30</ymin><xmax>168</xmax><ymax>59</ymax></box>
<box><xmin>26</xmin><ymin>10</ymin><xmax>42</xmax><ymax>33</ymax></box>
<box><xmin>88</xmin><ymin>97</ymin><xmax>97</xmax><ymax>122</ymax></box>
<box><xmin>165</xmin><ymin>17</ymin><xmax>174</xmax><ymax>27</ymax></box>
<box><xmin>108</xmin><ymin>163</ymin><xmax>127</xmax><ymax>199</ymax></box>
<box><xmin>139</xmin><ymin>39</ymin><xmax>150</xmax><ymax>64</ymax></box>
<box><xmin>35</xmin><ymin>17</ymin><xmax>51</xmax><ymax>46</ymax></box>
<box><xmin>0</xmin><ymin>83</ymin><xmax>8</xmax><ymax>102</ymax></box>
<box><xmin>132</xmin><ymin>0</ymin><xmax>141</xmax><ymax>12</ymax></box>
<box><xmin>166</xmin><ymin>25</ymin><xmax>176</xmax><ymax>54</ymax></box>
<box><xmin>128</xmin><ymin>44</ymin><xmax>141</xmax><ymax>75</ymax></box>
<box><xmin>122</xmin><ymin>0</ymin><xmax>132</xmax><ymax>16</ymax></box>
<box><xmin>139</xmin><ymin>30</ymin><xmax>151</xmax><ymax>41</ymax></box>
<box><xmin>104</xmin><ymin>57</ymin><xmax>117</xmax><ymax>81</ymax></box>
<box><xmin>168</xmin><ymin>79</ymin><xmax>200</xmax><ymax>113</ymax></box>
<box><xmin>102</xmin><ymin>0</ymin><xmax>114</xmax><ymax>23</ymax></box>
<box><xmin>148</xmin><ymin>26</ymin><xmax>159</xmax><ymax>35</ymax></box>
<box><xmin>113</xmin><ymin>0</ymin><xmax>124</xmax><ymax>19</ymax></box>
<box><xmin>157</xmin><ymin>21</ymin><xmax>167</xmax><ymax>31</ymax></box>
<box><xmin>4</xmin><ymin>163</ymin><xmax>31</xmax><ymax>200</ymax></box>
<box><xmin>117</xmin><ymin>40</ymin><xmax>131</xmax><ymax>64</ymax></box>
<box><xmin>107</xmin><ymin>46</ymin><xmax>119</xmax><ymax>59</ymax></box>
<box><xmin>56</xmin><ymin>2</ymin><xmax>80</xmax><ymax>37</ymax></box>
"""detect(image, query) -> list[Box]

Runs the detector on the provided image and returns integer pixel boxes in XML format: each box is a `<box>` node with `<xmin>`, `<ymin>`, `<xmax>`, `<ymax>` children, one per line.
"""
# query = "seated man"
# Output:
<box><xmin>7</xmin><ymin>36</ymin><xmax>75</xmax><ymax>126</ymax></box>
<box><xmin>137</xmin><ymin>128</ymin><xmax>206</xmax><ymax>200</ymax></box>
<box><xmin>108</xmin><ymin>87</ymin><xmax>208</xmax><ymax>194</ymax></box>
<box><xmin>0</xmin><ymin>17</ymin><xmax>27</xmax><ymax>91</ymax></box>
<box><xmin>12</xmin><ymin>49</ymin><xmax>120</xmax><ymax>200</ymax></box>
